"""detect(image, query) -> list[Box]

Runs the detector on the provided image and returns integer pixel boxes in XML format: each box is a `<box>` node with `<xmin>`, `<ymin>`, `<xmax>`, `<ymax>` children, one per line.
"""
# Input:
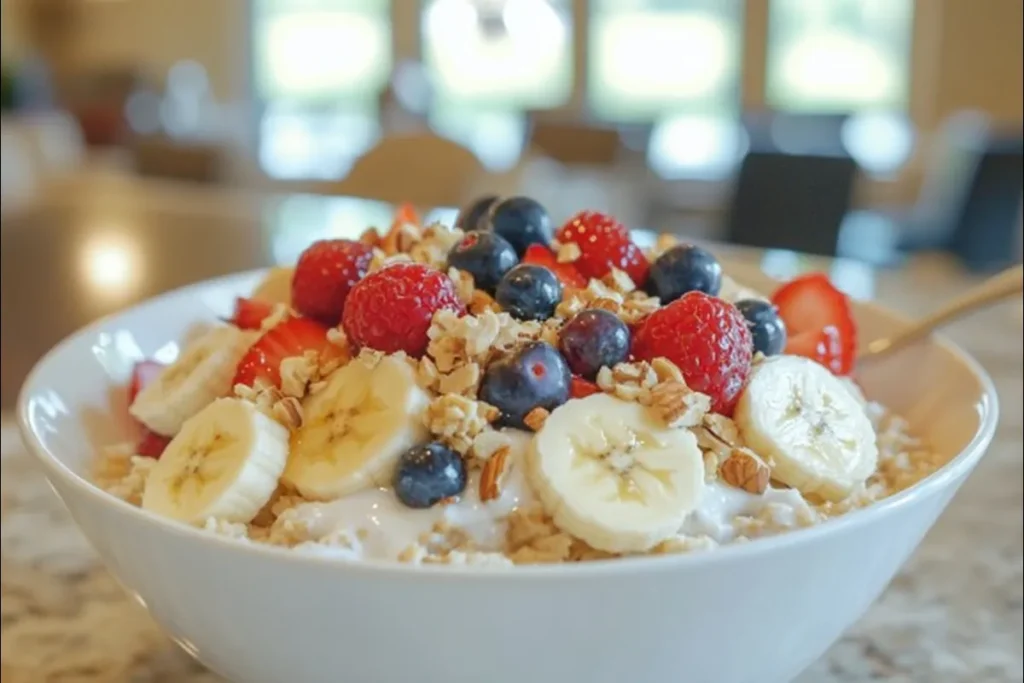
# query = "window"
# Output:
<box><xmin>588</xmin><ymin>0</ymin><xmax>743</xmax><ymax>122</ymax></box>
<box><xmin>765</xmin><ymin>0</ymin><xmax>915</xmax><ymax>112</ymax></box>
<box><xmin>421</xmin><ymin>0</ymin><xmax>573</xmax><ymax>109</ymax></box>
<box><xmin>252</xmin><ymin>0</ymin><xmax>391</xmax><ymax>179</ymax></box>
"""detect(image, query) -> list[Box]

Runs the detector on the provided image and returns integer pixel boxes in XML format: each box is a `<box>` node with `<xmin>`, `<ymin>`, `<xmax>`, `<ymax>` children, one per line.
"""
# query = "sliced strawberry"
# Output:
<box><xmin>136</xmin><ymin>430</ymin><xmax>172</xmax><ymax>459</ymax></box>
<box><xmin>226</xmin><ymin>297</ymin><xmax>276</xmax><ymax>330</ymax></box>
<box><xmin>771</xmin><ymin>273</ymin><xmax>856</xmax><ymax>375</ymax></box>
<box><xmin>570</xmin><ymin>375</ymin><xmax>601</xmax><ymax>399</ymax></box>
<box><xmin>522</xmin><ymin>244</ymin><xmax>587</xmax><ymax>289</ymax></box>
<box><xmin>232</xmin><ymin>317</ymin><xmax>346</xmax><ymax>388</ymax></box>
<box><xmin>128</xmin><ymin>360</ymin><xmax>165</xmax><ymax>404</ymax></box>
<box><xmin>784</xmin><ymin>327</ymin><xmax>852</xmax><ymax>376</ymax></box>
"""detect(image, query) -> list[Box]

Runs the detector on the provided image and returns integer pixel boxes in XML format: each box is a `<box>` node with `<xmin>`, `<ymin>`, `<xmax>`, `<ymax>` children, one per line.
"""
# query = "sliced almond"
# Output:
<box><xmin>479</xmin><ymin>446</ymin><xmax>511</xmax><ymax>502</ymax></box>
<box><xmin>523</xmin><ymin>407</ymin><xmax>550</xmax><ymax>431</ymax></box>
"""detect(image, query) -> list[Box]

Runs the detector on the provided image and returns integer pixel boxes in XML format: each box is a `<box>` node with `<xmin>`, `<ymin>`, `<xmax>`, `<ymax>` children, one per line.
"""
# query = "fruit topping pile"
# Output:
<box><xmin>119</xmin><ymin>195</ymin><xmax>874</xmax><ymax>558</ymax></box>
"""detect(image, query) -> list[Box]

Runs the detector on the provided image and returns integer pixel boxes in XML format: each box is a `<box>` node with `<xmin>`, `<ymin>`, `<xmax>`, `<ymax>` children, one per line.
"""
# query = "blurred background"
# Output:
<box><xmin>1</xmin><ymin>0</ymin><xmax>1022</xmax><ymax>405</ymax></box>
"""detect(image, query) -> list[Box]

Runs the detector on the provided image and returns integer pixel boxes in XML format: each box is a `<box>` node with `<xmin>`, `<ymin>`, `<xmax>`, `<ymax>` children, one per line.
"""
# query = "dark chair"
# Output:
<box><xmin>946</xmin><ymin>134</ymin><xmax>1024</xmax><ymax>272</ymax></box>
<box><xmin>723</xmin><ymin>150</ymin><xmax>858</xmax><ymax>257</ymax></box>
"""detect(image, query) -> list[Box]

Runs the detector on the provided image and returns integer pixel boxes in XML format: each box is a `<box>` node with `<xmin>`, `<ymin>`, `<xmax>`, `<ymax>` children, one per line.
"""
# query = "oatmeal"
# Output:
<box><xmin>95</xmin><ymin>199</ymin><xmax>943</xmax><ymax>565</ymax></box>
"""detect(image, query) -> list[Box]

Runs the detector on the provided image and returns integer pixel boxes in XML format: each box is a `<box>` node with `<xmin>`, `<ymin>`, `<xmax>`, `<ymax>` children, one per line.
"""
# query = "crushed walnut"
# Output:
<box><xmin>648</xmin><ymin>380</ymin><xmax>711</xmax><ymax>428</ymax></box>
<box><xmin>719</xmin><ymin>447</ymin><xmax>771</xmax><ymax>495</ymax></box>
<box><xmin>234</xmin><ymin>382</ymin><xmax>303</xmax><ymax>430</ymax></box>
<box><xmin>596</xmin><ymin>360</ymin><xmax>660</xmax><ymax>402</ymax></box>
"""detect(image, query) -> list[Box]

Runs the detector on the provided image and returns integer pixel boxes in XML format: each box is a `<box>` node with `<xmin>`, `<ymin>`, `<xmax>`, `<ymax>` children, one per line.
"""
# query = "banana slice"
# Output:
<box><xmin>142</xmin><ymin>397</ymin><xmax>290</xmax><ymax>524</ymax></box>
<box><xmin>130</xmin><ymin>326</ymin><xmax>256</xmax><ymax>436</ymax></box>
<box><xmin>733</xmin><ymin>355</ymin><xmax>878</xmax><ymax>502</ymax></box>
<box><xmin>282</xmin><ymin>354</ymin><xmax>430</xmax><ymax>500</ymax></box>
<box><xmin>527</xmin><ymin>393</ymin><xmax>705</xmax><ymax>554</ymax></box>
<box><xmin>251</xmin><ymin>266</ymin><xmax>294</xmax><ymax>306</ymax></box>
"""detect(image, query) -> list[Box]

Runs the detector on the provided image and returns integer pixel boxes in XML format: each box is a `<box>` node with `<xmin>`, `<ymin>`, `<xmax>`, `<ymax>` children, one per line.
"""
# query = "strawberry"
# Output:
<box><xmin>555</xmin><ymin>211</ymin><xmax>649</xmax><ymax>286</ymax></box>
<box><xmin>227</xmin><ymin>297</ymin><xmax>275</xmax><ymax>330</ymax></box>
<box><xmin>128</xmin><ymin>360</ymin><xmax>164</xmax><ymax>405</ymax></box>
<box><xmin>136</xmin><ymin>430</ymin><xmax>172</xmax><ymax>459</ymax></box>
<box><xmin>232</xmin><ymin>317</ymin><xmax>346</xmax><ymax>388</ymax></box>
<box><xmin>569</xmin><ymin>375</ymin><xmax>601</xmax><ymax>399</ymax></box>
<box><xmin>522</xmin><ymin>244</ymin><xmax>587</xmax><ymax>289</ymax></box>
<box><xmin>771</xmin><ymin>273</ymin><xmax>857</xmax><ymax>375</ymax></box>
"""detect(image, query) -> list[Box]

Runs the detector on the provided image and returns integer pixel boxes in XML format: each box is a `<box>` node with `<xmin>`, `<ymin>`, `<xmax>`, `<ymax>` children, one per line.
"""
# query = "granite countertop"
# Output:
<box><xmin>2</xmin><ymin>255</ymin><xmax>1021</xmax><ymax>682</ymax></box>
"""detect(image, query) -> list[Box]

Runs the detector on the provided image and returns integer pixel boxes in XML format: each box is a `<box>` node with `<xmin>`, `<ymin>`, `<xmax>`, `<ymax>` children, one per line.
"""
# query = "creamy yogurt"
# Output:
<box><xmin>681</xmin><ymin>482</ymin><xmax>814</xmax><ymax>542</ymax></box>
<box><xmin>284</xmin><ymin>428</ymin><xmax>815</xmax><ymax>561</ymax></box>
<box><xmin>285</xmin><ymin>430</ymin><xmax>535</xmax><ymax>560</ymax></box>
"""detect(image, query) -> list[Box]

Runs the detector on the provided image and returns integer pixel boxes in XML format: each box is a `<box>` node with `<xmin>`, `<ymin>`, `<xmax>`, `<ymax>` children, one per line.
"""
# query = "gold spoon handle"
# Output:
<box><xmin>863</xmin><ymin>263</ymin><xmax>1024</xmax><ymax>359</ymax></box>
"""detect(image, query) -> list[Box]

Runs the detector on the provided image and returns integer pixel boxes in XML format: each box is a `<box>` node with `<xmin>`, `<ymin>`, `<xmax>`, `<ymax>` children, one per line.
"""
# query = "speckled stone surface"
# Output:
<box><xmin>2</xmin><ymin>257</ymin><xmax>1021</xmax><ymax>682</ymax></box>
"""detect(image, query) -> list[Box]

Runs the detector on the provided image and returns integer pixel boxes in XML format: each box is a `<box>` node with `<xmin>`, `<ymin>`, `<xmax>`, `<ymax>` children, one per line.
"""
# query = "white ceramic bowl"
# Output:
<box><xmin>19</xmin><ymin>264</ymin><xmax>998</xmax><ymax>683</ymax></box>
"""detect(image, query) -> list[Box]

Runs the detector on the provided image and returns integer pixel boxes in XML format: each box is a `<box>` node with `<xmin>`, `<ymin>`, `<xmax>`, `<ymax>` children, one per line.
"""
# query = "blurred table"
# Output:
<box><xmin>1</xmin><ymin>175</ymin><xmax>1021</xmax><ymax>682</ymax></box>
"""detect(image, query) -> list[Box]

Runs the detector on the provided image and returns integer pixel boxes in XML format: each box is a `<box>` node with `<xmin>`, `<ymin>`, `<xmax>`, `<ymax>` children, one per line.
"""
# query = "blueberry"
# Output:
<box><xmin>735</xmin><ymin>299</ymin><xmax>787</xmax><ymax>356</ymax></box>
<box><xmin>446</xmin><ymin>231</ymin><xmax>518</xmax><ymax>294</ymax></box>
<box><xmin>393</xmin><ymin>442</ymin><xmax>467</xmax><ymax>509</ymax></box>
<box><xmin>487</xmin><ymin>196</ymin><xmax>553</xmax><ymax>256</ymax></box>
<box><xmin>495</xmin><ymin>264</ymin><xmax>562</xmax><ymax>321</ymax></box>
<box><xmin>558</xmin><ymin>309</ymin><xmax>630</xmax><ymax>379</ymax></box>
<box><xmin>479</xmin><ymin>341</ymin><xmax>570</xmax><ymax>429</ymax></box>
<box><xmin>647</xmin><ymin>244</ymin><xmax>722</xmax><ymax>303</ymax></box>
<box><xmin>456</xmin><ymin>195</ymin><xmax>501</xmax><ymax>232</ymax></box>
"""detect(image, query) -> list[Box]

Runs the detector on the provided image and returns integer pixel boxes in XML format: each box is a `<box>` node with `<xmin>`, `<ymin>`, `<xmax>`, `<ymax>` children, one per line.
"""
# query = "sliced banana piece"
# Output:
<box><xmin>130</xmin><ymin>326</ymin><xmax>256</xmax><ymax>436</ymax></box>
<box><xmin>251</xmin><ymin>266</ymin><xmax>294</xmax><ymax>306</ymax></box>
<box><xmin>527</xmin><ymin>393</ymin><xmax>705</xmax><ymax>554</ymax></box>
<box><xmin>734</xmin><ymin>355</ymin><xmax>878</xmax><ymax>502</ymax></box>
<box><xmin>142</xmin><ymin>398</ymin><xmax>290</xmax><ymax>524</ymax></box>
<box><xmin>282</xmin><ymin>354</ymin><xmax>430</xmax><ymax>500</ymax></box>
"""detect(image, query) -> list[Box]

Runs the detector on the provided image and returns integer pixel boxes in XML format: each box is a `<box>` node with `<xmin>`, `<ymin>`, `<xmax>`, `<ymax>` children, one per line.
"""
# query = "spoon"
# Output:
<box><xmin>860</xmin><ymin>263</ymin><xmax>1023</xmax><ymax>361</ymax></box>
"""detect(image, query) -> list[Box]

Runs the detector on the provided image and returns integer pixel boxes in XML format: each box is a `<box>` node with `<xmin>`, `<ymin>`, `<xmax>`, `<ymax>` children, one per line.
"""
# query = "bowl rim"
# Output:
<box><xmin>17</xmin><ymin>267</ymin><xmax>1001</xmax><ymax>580</ymax></box>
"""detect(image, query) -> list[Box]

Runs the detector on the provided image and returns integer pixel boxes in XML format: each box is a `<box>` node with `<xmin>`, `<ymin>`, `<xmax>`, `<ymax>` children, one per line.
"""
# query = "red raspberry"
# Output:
<box><xmin>555</xmin><ymin>211</ymin><xmax>649</xmax><ymax>285</ymax></box>
<box><xmin>343</xmin><ymin>263</ymin><xmax>465</xmax><ymax>357</ymax></box>
<box><xmin>292</xmin><ymin>239</ymin><xmax>374</xmax><ymax>325</ymax></box>
<box><xmin>632</xmin><ymin>292</ymin><xmax>752</xmax><ymax>414</ymax></box>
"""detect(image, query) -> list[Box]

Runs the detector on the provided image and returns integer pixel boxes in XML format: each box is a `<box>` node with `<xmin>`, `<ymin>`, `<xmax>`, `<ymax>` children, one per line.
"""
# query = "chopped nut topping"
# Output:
<box><xmin>424</xmin><ymin>394</ymin><xmax>499</xmax><ymax>454</ymax></box>
<box><xmin>259</xmin><ymin>303</ymin><xmax>291</xmax><ymax>331</ymax></box>
<box><xmin>437</xmin><ymin>362</ymin><xmax>482</xmax><ymax>397</ymax></box>
<box><xmin>408</xmin><ymin>223</ymin><xmax>465</xmax><ymax>269</ymax></box>
<box><xmin>279</xmin><ymin>355</ymin><xmax>316</xmax><ymax>398</ymax></box>
<box><xmin>649</xmin><ymin>381</ymin><xmax>711</xmax><ymax>428</ymax></box>
<box><xmin>272</xmin><ymin>396</ymin><xmax>304</xmax><ymax>430</ymax></box>
<box><xmin>651</xmin><ymin>357</ymin><xmax>684</xmax><ymax>384</ymax></box>
<box><xmin>447</xmin><ymin>267</ymin><xmax>476</xmax><ymax>306</ymax></box>
<box><xmin>602</xmin><ymin>268</ymin><xmax>636</xmax><ymax>294</ymax></box>
<box><xmin>720</xmin><ymin>448</ymin><xmax>771</xmax><ymax>494</ymax></box>
<box><xmin>703</xmin><ymin>413</ymin><xmax>742</xmax><ymax>447</ymax></box>
<box><xmin>358</xmin><ymin>227</ymin><xmax>382</xmax><ymax>248</ymax></box>
<box><xmin>478</xmin><ymin>446</ymin><xmax>511</xmax><ymax>501</ymax></box>
<box><xmin>556</xmin><ymin>241</ymin><xmax>582</xmax><ymax>263</ymax></box>
<box><xmin>523</xmin><ymin>406</ymin><xmax>550</xmax><ymax>431</ymax></box>
<box><xmin>469</xmin><ymin>289</ymin><xmax>500</xmax><ymax>315</ymax></box>
<box><xmin>426</xmin><ymin>309</ymin><xmax>540</xmax><ymax>373</ymax></box>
